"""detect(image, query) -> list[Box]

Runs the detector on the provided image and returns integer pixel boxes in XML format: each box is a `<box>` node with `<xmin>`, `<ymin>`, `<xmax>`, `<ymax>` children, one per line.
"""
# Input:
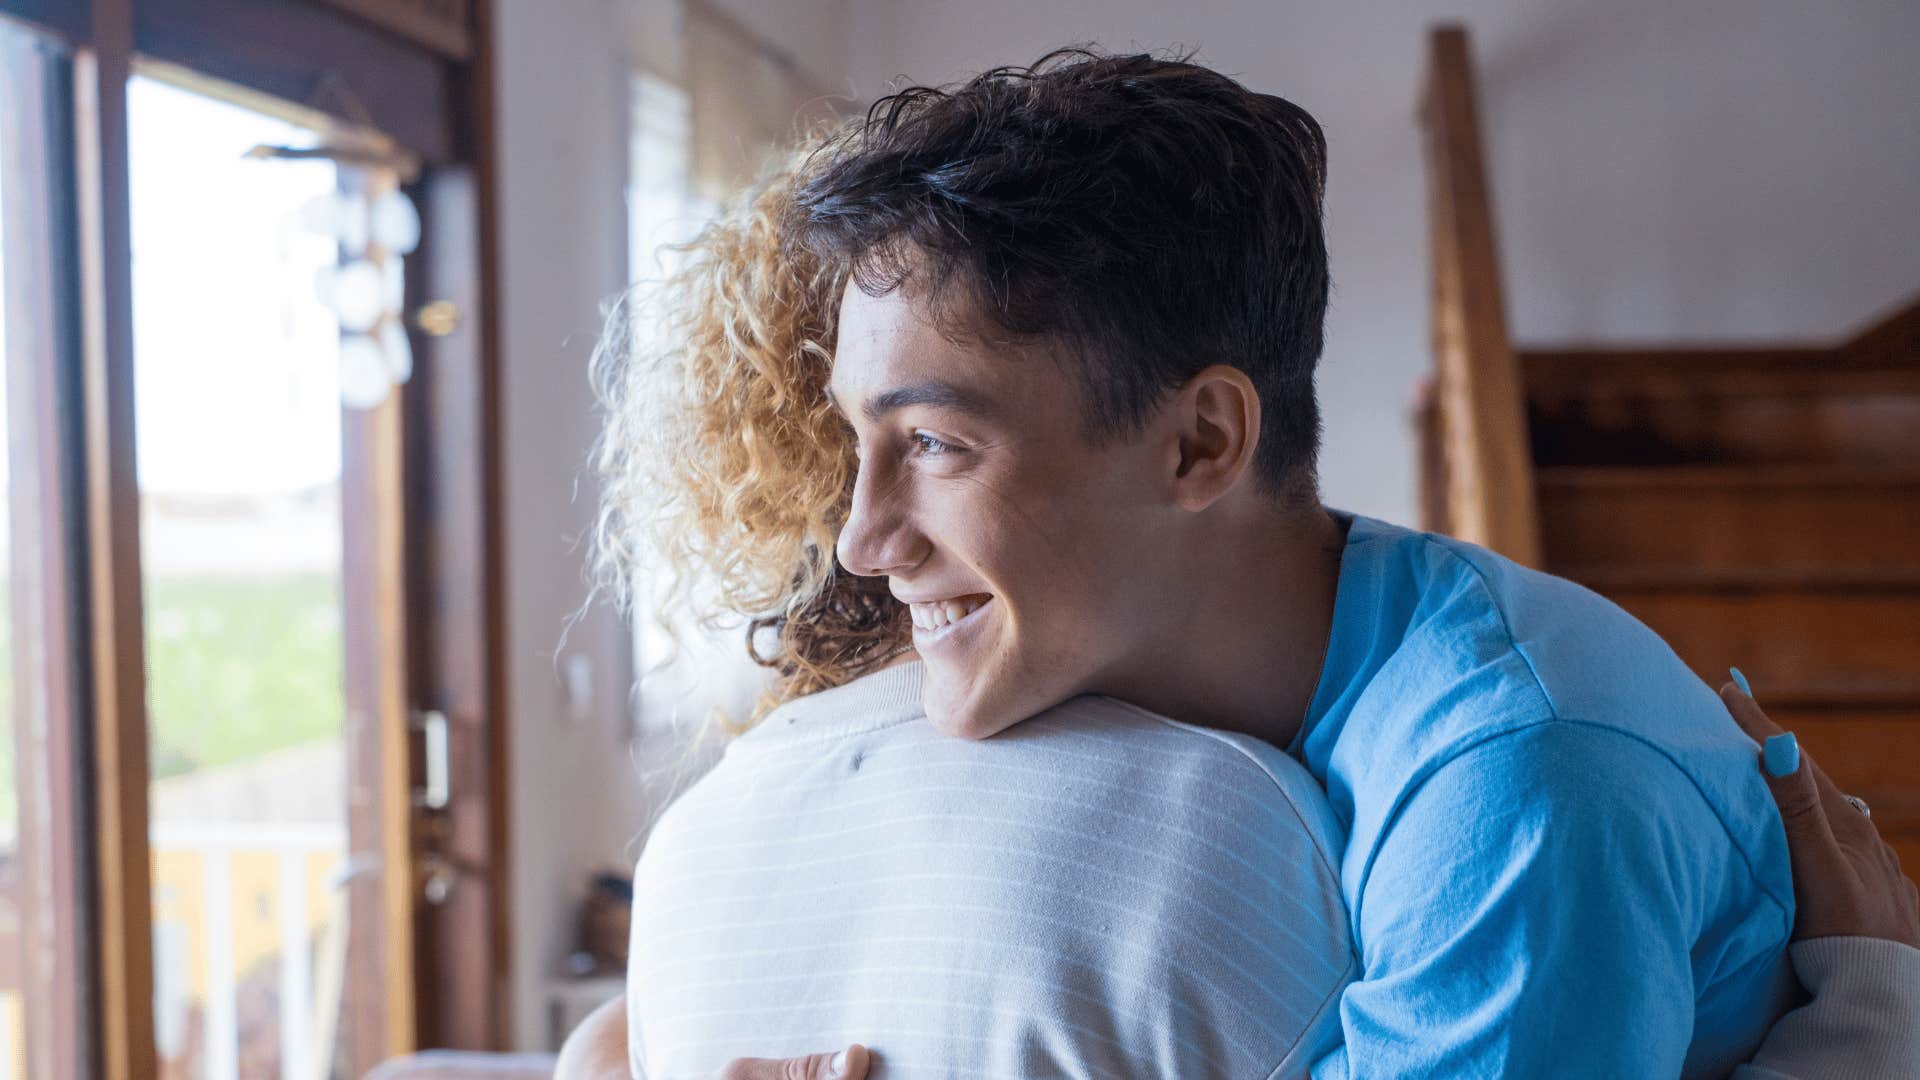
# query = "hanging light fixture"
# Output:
<box><xmin>255</xmin><ymin>134</ymin><xmax>423</xmax><ymax>410</ymax></box>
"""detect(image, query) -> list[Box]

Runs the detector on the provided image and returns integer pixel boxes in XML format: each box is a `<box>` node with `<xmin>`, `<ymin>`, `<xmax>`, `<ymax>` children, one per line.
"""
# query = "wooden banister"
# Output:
<box><xmin>1417</xmin><ymin>25</ymin><xmax>1543</xmax><ymax>566</ymax></box>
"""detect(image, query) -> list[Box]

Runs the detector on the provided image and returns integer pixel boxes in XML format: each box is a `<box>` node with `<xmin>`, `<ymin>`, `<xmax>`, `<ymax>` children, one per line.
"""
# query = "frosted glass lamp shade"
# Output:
<box><xmin>371</xmin><ymin>189</ymin><xmax>422</xmax><ymax>255</ymax></box>
<box><xmin>329</xmin><ymin>259</ymin><xmax>384</xmax><ymax>332</ymax></box>
<box><xmin>379</xmin><ymin>320</ymin><xmax>414</xmax><ymax>384</ymax></box>
<box><xmin>338</xmin><ymin>333</ymin><xmax>392</xmax><ymax>408</ymax></box>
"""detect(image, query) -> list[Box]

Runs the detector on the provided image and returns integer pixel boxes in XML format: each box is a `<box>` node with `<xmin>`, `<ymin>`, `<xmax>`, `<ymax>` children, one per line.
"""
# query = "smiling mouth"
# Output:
<box><xmin>909</xmin><ymin>594</ymin><xmax>994</xmax><ymax>644</ymax></box>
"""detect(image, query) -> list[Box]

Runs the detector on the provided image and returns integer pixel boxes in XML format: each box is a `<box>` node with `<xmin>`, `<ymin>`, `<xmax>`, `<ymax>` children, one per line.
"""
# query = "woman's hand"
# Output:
<box><xmin>1721</xmin><ymin>676</ymin><xmax>1920</xmax><ymax>947</ymax></box>
<box><xmin>718</xmin><ymin>1045</ymin><xmax>870</xmax><ymax>1079</ymax></box>
<box><xmin>566</xmin><ymin>992</ymin><xmax>871</xmax><ymax>1080</ymax></box>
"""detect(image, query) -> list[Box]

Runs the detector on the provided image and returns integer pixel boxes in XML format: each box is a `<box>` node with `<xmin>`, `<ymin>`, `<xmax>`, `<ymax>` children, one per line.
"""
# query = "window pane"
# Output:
<box><xmin>127</xmin><ymin>74</ymin><xmax>350</xmax><ymax>1080</ymax></box>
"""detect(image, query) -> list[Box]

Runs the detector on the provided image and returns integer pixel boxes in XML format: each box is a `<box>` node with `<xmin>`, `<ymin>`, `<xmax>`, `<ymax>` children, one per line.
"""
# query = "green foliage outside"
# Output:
<box><xmin>0</xmin><ymin>573</ymin><xmax>343</xmax><ymax>842</ymax></box>
<box><xmin>143</xmin><ymin>573</ymin><xmax>344</xmax><ymax>778</ymax></box>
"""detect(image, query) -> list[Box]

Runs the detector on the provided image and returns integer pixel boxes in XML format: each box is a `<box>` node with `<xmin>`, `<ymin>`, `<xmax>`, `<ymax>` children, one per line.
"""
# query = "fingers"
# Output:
<box><xmin>1759</xmin><ymin>736</ymin><xmax>1845</xmax><ymax>862</ymax></box>
<box><xmin>836</xmin><ymin>1046</ymin><xmax>870</xmax><ymax>1079</ymax></box>
<box><xmin>718</xmin><ymin>1045</ymin><xmax>870</xmax><ymax>1080</ymax></box>
<box><xmin>1722</xmin><ymin>677</ymin><xmax>1852</xmax><ymax>869</ymax></box>
<box><xmin>1719</xmin><ymin>679</ymin><xmax>1783</xmax><ymax>744</ymax></box>
<box><xmin>1723</xmin><ymin>676</ymin><xmax>1878</xmax><ymax>845</ymax></box>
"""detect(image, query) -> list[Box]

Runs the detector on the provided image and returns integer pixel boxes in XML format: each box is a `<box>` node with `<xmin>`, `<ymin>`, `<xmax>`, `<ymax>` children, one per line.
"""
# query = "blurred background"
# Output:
<box><xmin>0</xmin><ymin>1</ymin><xmax>1914</xmax><ymax>1077</ymax></box>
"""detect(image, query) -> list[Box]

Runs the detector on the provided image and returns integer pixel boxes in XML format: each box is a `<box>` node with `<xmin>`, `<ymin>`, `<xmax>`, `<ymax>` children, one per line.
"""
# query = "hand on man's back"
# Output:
<box><xmin>1721</xmin><ymin>681</ymin><xmax>1920</xmax><ymax>947</ymax></box>
<box><xmin>718</xmin><ymin>1045</ymin><xmax>870</xmax><ymax>1080</ymax></box>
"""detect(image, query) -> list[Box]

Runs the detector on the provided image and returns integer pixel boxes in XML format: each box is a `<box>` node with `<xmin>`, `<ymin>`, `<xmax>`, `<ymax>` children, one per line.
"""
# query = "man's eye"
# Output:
<box><xmin>912</xmin><ymin>431</ymin><xmax>956</xmax><ymax>457</ymax></box>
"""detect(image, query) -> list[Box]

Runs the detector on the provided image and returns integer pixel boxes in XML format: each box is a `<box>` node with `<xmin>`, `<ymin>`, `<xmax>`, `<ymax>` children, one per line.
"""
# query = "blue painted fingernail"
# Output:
<box><xmin>1764</xmin><ymin>732</ymin><xmax>1799</xmax><ymax>777</ymax></box>
<box><xmin>1730</xmin><ymin>667</ymin><xmax>1753</xmax><ymax>697</ymax></box>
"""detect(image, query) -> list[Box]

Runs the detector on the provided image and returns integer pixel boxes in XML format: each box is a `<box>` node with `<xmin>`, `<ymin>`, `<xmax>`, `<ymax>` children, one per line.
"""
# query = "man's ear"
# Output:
<box><xmin>1168</xmin><ymin>364</ymin><xmax>1261</xmax><ymax>512</ymax></box>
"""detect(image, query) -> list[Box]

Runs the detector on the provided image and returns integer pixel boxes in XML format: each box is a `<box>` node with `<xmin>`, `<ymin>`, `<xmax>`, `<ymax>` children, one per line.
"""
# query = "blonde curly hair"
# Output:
<box><xmin>587</xmin><ymin>147</ymin><xmax>912</xmax><ymax>729</ymax></box>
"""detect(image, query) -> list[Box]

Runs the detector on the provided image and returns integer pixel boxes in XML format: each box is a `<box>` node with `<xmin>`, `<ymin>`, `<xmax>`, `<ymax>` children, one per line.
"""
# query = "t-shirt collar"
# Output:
<box><xmin>1289</xmin><ymin>509</ymin><xmax>1387</xmax><ymax>760</ymax></box>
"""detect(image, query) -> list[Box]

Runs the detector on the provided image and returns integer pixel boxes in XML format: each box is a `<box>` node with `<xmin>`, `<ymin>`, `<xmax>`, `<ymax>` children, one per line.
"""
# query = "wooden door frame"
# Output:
<box><xmin>72</xmin><ymin>5</ymin><xmax>155</xmax><ymax>1080</ymax></box>
<box><xmin>0</xmin><ymin>0</ymin><xmax>511</xmax><ymax>1070</ymax></box>
<box><xmin>404</xmin><ymin>157</ymin><xmax>514</xmax><ymax>1049</ymax></box>
<box><xmin>1</xmin><ymin>26</ymin><xmax>98</xmax><ymax>1080</ymax></box>
<box><xmin>340</xmin><ymin>309</ymin><xmax>420</xmax><ymax>1071</ymax></box>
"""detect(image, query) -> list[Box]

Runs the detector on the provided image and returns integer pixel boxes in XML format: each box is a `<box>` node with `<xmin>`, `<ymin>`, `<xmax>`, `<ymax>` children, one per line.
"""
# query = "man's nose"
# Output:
<box><xmin>836</xmin><ymin>461</ymin><xmax>927</xmax><ymax>577</ymax></box>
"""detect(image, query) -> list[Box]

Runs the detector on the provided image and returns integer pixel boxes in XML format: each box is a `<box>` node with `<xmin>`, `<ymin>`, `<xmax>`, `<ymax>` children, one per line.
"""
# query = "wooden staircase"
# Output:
<box><xmin>1525</xmin><ymin>323</ymin><xmax>1920</xmax><ymax>877</ymax></box>
<box><xmin>1417</xmin><ymin>25</ymin><xmax>1920</xmax><ymax>879</ymax></box>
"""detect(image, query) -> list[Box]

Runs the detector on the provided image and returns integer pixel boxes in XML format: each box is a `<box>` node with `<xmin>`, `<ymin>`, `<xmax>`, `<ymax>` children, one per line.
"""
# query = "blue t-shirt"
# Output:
<box><xmin>1296</xmin><ymin>513</ymin><xmax>1797</xmax><ymax>1079</ymax></box>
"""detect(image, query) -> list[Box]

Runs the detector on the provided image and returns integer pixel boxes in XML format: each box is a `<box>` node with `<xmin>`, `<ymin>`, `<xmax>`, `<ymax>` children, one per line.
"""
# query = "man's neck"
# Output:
<box><xmin>1096</xmin><ymin>503</ymin><xmax>1348</xmax><ymax>749</ymax></box>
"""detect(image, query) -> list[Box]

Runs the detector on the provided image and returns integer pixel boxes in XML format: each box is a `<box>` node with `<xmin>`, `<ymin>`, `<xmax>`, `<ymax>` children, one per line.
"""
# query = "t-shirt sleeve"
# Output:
<box><xmin>1312</xmin><ymin>721</ymin><xmax>1732</xmax><ymax>1079</ymax></box>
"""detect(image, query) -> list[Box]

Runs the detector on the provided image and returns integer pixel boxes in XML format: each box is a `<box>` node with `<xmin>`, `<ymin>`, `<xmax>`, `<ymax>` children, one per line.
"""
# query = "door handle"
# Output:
<box><xmin>411</xmin><ymin>709</ymin><xmax>450</xmax><ymax>811</ymax></box>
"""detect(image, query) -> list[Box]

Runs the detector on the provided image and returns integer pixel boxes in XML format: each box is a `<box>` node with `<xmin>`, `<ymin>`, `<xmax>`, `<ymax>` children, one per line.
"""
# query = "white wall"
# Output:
<box><xmin>491</xmin><ymin>0</ymin><xmax>845</xmax><ymax>1050</ymax></box>
<box><xmin>841</xmin><ymin>0</ymin><xmax>1920</xmax><ymax>523</ymax></box>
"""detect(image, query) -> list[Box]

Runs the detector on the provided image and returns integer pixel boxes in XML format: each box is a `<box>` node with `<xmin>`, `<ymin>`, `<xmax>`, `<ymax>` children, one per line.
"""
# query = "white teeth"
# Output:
<box><xmin>910</xmin><ymin>596</ymin><xmax>987</xmax><ymax>631</ymax></box>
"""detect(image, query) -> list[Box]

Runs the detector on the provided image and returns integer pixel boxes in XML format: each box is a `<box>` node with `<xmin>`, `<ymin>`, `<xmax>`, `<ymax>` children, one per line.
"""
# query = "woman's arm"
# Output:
<box><xmin>1723</xmin><ymin>680</ymin><xmax>1920</xmax><ymax>1080</ymax></box>
<box><xmin>555</xmin><ymin>994</ymin><xmax>631</xmax><ymax>1080</ymax></box>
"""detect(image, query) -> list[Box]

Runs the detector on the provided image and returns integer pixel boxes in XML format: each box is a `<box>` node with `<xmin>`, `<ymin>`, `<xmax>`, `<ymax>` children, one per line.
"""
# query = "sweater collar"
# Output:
<box><xmin>743</xmin><ymin>659</ymin><xmax>928</xmax><ymax>745</ymax></box>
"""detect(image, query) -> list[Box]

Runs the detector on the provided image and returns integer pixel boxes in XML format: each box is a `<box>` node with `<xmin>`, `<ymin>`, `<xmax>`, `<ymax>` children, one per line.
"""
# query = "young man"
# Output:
<box><xmin>793</xmin><ymin>49</ymin><xmax>1787</xmax><ymax>1077</ymax></box>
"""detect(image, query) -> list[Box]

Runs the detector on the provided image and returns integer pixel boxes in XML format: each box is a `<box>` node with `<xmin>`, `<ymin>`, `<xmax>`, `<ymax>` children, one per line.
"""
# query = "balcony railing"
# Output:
<box><xmin>149</xmin><ymin>821</ymin><xmax>347</xmax><ymax>1080</ymax></box>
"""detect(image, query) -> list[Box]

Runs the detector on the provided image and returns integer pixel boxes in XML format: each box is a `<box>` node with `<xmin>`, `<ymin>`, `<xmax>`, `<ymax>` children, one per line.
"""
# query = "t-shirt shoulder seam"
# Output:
<box><xmin>1093</xmin><ymin>696</ymin><xmax>1344</xmax><ymax>887</ymax></box>
<box><xmin>1413</xmin><ymin>718</ymin><xmax>1794</xmax><ymax>921</ymax></box>
<box><xmin>1411</xmin><ymin>529</ymin><xmax>1559</xmax><ymax>717</ymax></box>
<box><xmin>1407</xmin><ymin>529</ymin><xmax>1793</xmax><ymax>921</ymax></box>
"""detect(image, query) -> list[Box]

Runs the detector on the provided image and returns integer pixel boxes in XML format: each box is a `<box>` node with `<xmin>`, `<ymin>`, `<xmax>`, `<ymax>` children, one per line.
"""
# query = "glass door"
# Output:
<box><xmin>125</xmin><ymin>72</ymin><xmax>418</xmax><ymax>1080</ymax></box>
<box><xmin>0</xmin><ymin>2</ymin><xmax>501</xmax><ymax>1072</ymax></box>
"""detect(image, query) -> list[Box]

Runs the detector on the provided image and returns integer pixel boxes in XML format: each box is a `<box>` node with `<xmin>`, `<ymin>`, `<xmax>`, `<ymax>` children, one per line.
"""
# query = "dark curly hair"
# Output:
<box><xmin>792</xmin><ymin>46</ymin><xmax>1331</xmax><ymax>498</ymax></box>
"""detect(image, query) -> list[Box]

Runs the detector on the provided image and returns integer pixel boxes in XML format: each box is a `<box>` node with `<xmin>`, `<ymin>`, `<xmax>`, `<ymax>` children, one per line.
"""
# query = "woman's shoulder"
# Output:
<box><xmin>1006</xmin><ymin>694</ymin><xmax>1347</xmax><ymax>867</ymax></box>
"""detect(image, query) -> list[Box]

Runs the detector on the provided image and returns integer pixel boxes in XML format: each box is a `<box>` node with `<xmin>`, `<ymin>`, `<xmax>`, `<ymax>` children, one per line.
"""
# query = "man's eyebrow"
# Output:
<box><xmin>830</xmin><ymin>380</ymin><xmax>999</xmax><ymax>423</ymax></box>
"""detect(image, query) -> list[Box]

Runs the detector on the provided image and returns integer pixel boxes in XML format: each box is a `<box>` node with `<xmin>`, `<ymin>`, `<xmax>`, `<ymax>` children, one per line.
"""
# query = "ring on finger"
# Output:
<box><xmin>1842</xmin><ymin>793</ymin><xmax>1872</xmax><ymax>818</ymax></box>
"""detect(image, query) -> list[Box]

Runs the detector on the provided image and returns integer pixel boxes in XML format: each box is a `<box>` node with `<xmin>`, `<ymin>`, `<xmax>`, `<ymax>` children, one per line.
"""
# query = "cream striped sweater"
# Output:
<box><xmin>626</xmin><ymin>660</ymin><xmax>1355</xmax><ymax>1079</ymax></box>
